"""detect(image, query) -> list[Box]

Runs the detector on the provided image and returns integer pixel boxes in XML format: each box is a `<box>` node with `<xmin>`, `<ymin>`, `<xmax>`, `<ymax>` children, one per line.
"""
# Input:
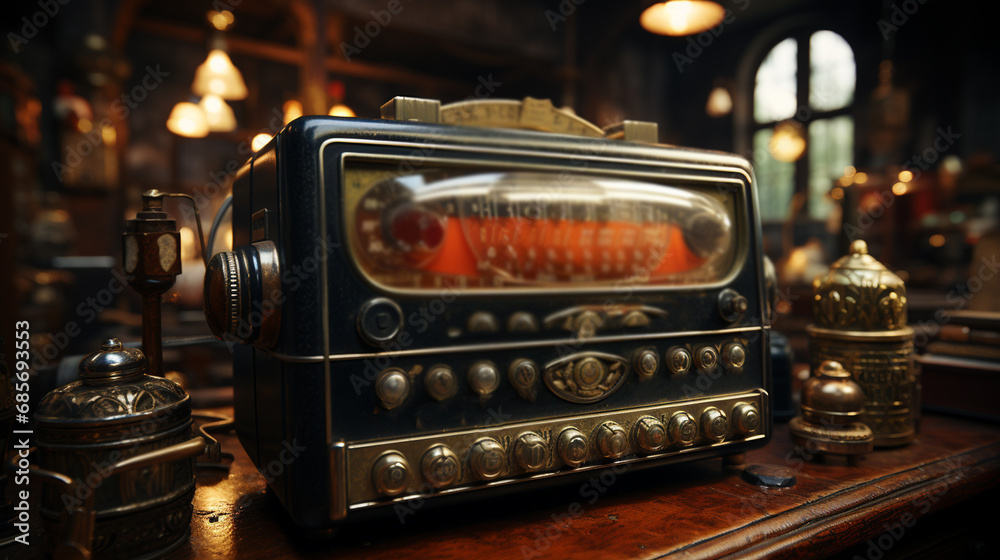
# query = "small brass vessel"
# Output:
<box><xmin>790</xmin><ymin>361</ymin><xmax>874</xmax><ymax>463</ymax></box>
<box><xmin>34</xmin><ymin>338</ymin><xmax>208</xmax><ymax>560</ymax></box>
<box><xmin>807</xmin><ymin>240</ymin><xmax>917</xmax><ymax>447</ymax></box>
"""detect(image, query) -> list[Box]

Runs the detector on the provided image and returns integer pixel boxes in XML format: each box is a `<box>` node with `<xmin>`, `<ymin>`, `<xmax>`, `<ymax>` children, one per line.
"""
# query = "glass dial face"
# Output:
<box><xmin>344</xmin><ymin>161</ymin><xmax>740</xmax><ymax>292</ymax></box>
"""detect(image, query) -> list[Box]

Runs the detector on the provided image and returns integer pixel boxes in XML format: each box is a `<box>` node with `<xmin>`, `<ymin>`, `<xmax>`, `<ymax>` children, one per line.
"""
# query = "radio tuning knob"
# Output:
<box><xmin>204</xmin><ymin>241</ymin><xmax>282</xmax><ymax>347</ymax></box>
<box><xmin>469</xmin><ymin>438</ymin><xmax>506</xmax><ymax>480</ymax></box>
<box><xmin>701</xmin><ymin>407</ymin><xmax>729</xmax><ymax>442</ymax></box>
<box><xmin>508</xmin><ymin>359</ymin><xmax>539</xmax><ymax>401</ymax></box>
<box><xmin>694</xmin><ymin>346</ymin><xmax>719</xmax><ymax>373</ymax></box>
<box><xmin>557</xmin><ymin>428</ymin><xmax>589</xmax><ymax>468</ymax></box>
<box><xmin>719</xmin><ymin>289</ymin><xmax>749</xmax><ymax>323</ymax></box>
<box><xmin>375</xmin><ymin>368</ymin><xmax>411</xmax><ymax>409</ymax></box>
<box><xmin>732</xmin><ymin>402</ymin><xmax>761</xmax><ymax>436</ymax></box>
<box><xmin>468</xmin><ymin>360</ymin><xmax>501</xmax><ymax>396</ymax></box>
<box><xmin>467</xmin><ymin>311</ymin><xmax>499</xmax><ymax>333</ymax></box>
<box><xmin>632</xmin><ymin>348</ymin><xmax>660</xmax><ymax>379</ymax></box>
<box><xmin>633</xmin><ymin>416</ymin><xmax>668</xmax><ymax>454</ymax></box>
<box><xmin>514</xmin><ymin>432</ymin><xmax>550</xmax><ymax>472</ymax></box>
<box><xmin>666</xmin><ymin>347</ymin><xmax>692</xmax><ymax>375</ymax></box>
<box><xmin>722</xmin><ymin>343</ymin><xmax>747</xmax><ymax>372</ymax></box>
<box><xmin>421</xmin><ymin>445</ymin><xmax>461</xmax><ymax>489</ymax></box>
<box><xmin>668</xmin><ymin>411</ymin><xmax>698</xmax><ymax>447</ymax></box>
<box><xmin>424</xmin><ymin>365</ymin><xmax>457</xmax><ymax>401</ymax></box>
<box><xmin>372</xmin><ymin>451</ymin><xmax>410</xmax><ymax>497</ymax></box>
<box><xmin>594</xmin><ymin>422</ymin><xmax>628</xmax><ymax>460</ymax></box>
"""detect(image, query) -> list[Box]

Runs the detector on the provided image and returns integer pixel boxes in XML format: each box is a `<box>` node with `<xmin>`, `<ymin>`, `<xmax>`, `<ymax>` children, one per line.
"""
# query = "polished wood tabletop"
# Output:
<box><xmin>145</xmin><ymin>411</ymin><xmax>1000</xmax><ymax>560</ymax></box>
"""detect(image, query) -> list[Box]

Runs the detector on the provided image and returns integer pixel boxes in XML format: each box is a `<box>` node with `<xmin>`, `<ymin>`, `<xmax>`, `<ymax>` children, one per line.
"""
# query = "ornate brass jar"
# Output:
<box><xmin>807</xmin><ymin>240</ymin><xmax>917</xmax><ymax>447</ymax></box>
<box><xmin>34</xmin><ymin>338</ymin><xmax>206</xmax><ymax>559</ymax></box>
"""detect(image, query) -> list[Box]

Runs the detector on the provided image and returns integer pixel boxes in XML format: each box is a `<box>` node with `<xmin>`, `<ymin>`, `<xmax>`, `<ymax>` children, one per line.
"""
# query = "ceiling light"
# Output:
<box><xmin>705</xmin><ymin>86</ymin><xmax>732</xmax><ymax>117</ymax></box>
<box><xmin>199</xmin><ymin>94</ymin><xmax>236</xmax><ymax>132</ymax></box>
<box><xmin>192</xmin><ymin>49</ymin><xmax>247</xmax><ymax>100</ymax></box>
<box><xmin>167</xmin><ymin>102</ymin><xmax>209</xmax><ymax>138</ymax></box>
<box><xmin>640</xmin><ymin>1</ymin><xmax>726</xmax><ymax>36</ymax></box>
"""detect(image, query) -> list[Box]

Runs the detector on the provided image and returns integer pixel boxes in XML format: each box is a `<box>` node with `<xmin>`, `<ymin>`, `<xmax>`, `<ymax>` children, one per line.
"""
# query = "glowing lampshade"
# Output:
<box><xmin>199</xmin><ymin>94</ymin><xmax>236</xmax><ymax>132</ymax></box>
<box><xmin>768</xmin><ymin>121</ymin><xmax>806</xmax><ymax>162</ymax></box>
<box><xmin>640</xmin><ymin>1</ymin><xmax>726</xmax><ymax>36</ymax></box>
<box><xmin>705</xmin><ymin>86</ymin><xmax>732</xmax><ymax>117</ymax></box>
<box><xmin>192</xmin><ymin>49</ymin><xmax>248</xmax><ymax>100</ymax></box>
<box><xmin>167</xmin><ymin>102</ymin><xmax>209</xmax><ymax>138</ymax></box>
<box><xmin>251</xmin><ymin>133</ymin><xmax>272</xmax><ymax>152</ymax></box>
<box><xmin>328</xmin><ymin>103</ymin><xmax>356</xmax><ymax>118</ymax></box>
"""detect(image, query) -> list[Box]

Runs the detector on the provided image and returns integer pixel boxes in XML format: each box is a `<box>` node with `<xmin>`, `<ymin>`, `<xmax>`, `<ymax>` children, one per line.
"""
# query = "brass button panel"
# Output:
<box><xmin>348</xmin><ymin>391</ymin><xmax>766</xmax><ymax>505</ymax></box>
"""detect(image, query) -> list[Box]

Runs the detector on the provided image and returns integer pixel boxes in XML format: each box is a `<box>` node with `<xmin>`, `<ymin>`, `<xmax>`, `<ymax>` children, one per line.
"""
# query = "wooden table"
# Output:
<box><xmin>156</xmin><ymin>411</ymin><xmax>1000</xmax><ymax>560</ymax></box>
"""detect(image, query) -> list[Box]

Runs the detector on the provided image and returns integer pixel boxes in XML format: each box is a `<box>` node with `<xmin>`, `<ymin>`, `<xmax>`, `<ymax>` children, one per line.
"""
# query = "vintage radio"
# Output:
<box><xmin>203</xmin><ymin>97</ymin><xmax>773</xmax><ymax>529</ymax></box>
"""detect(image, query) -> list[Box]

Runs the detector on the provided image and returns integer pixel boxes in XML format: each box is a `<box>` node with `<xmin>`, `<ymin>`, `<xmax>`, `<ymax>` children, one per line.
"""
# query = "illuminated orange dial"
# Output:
<box><xmin>351</xmin><ymin>170</ymin><xmax>734</xmax><ymax>290</ymax></box>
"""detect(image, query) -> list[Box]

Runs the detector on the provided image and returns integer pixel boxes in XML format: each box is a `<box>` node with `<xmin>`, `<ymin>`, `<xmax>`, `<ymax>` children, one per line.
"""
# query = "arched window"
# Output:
<box><xmin>752</xmin><ymin>30</ymin><xmax>855</xmax><ymax>222</ymax></box>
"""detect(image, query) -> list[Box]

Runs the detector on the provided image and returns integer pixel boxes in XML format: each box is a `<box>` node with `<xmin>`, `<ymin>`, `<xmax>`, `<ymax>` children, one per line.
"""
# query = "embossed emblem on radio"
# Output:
<box><xmin>543</xmin><ymin>352</ymin><xmax>628</xmax><ymax>403</ymax></box>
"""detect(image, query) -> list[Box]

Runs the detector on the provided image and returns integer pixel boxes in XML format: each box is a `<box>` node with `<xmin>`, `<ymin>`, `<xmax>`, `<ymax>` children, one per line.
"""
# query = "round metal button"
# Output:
<box><xmin>468</xmin><ymin>360</ymin><xmax>501</xmax><ymax>396</ymax></box>
<box><xmin>507</xmin><ymin>311</ymin><xmax>539</xmax><ymax>332</ymax></box>
<box><xmin>732</xmin><ymin>402</ymin><xmax>761</xmax><ymax>435</ymax></box>
<box><xmin>574</xmin><ymin>311</ymin><xmax>602</xmax><ymax>338</ymax></box>
<box><xmin>468</xmin><ymin>311</ymin><xmax>499</xmax><ymax>333</ymax></box>
<box><xmin>722</xmin><ymin>343</ymin><xmax>747</xmax><ymax>372</ymax></box>
<box><xmin>701</xmin><ymin>407</ymin><xmax>729</xmax><ymax>442</ymax></box>
<box><xmin>557</xmin><ymin>428</ymin><xmax>589</xmax><ymax>468</ymax></box>
<box><xmin>514</xmin><ymin>432</ymin><xmax>549</xmax><ymax>471</ymax></box>
<box><xmin>694</xmin><ymin>346</ymin><xmax>719</xmax><ymax>373</ymax></box>
<box><xmin>633</xmin><ymin>349</ymin><xmax>659</xmax><ymax>379</ymax></box>
<box><xmin>358</xmin><ymin>298</ymin><xmax>403</xmax><ymax>346</ymax></box>
<box><xmin>421</xmin><ymin>445</ymin><xmax>461</xmax><ymax>489</ymax></box>
<box><xmin>375</xmin><ymin>368</ymin><xmax>410</xmax><ymax>409</ymax></box>
<box><xmin>469</xmin><ymin>438</ymin><xmax>506</xmax><ymax>480</ymax></box>
<box><xmin>668</xmin><ymin>411</ymin><xmax>698</xmax><ymax>447</ymax></box>
<box><xmin>424</xmin><ymin>365</ymin><xmax>457</xmax><ymax>401</ymax></box>
<box><xmin>372</xmin><ymin>451</ymin><xmax>410</xmax><ymax>497</ymax></box>
<box><xmin>666</xmin><ymin>347</ymin><xmax>692</xmax><ymax>375</ymax></box>
<box><xmin>634</xmin><ymin>416</ymin><xmax>668</xmax><ymax>454</ymax></box>
<box><xmin>508</xmin><ymin>359</ymin><xmax>539</xmax><ymax>400</ymax></box>
<box><xmin>595</xmin><ymin>422</ymin><xmax>628</xmax><ymax>460</ymax></box>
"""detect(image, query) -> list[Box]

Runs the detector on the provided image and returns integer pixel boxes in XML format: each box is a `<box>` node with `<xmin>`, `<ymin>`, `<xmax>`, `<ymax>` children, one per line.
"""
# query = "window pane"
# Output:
<box><xmin>754</xmin><ymin>38</ymin><xmax>797</xmax><ymax>123</ymax></box>
<box><xmin>808</xmin><ymin>116</ymin><xmax>853</xmax><ymax>219</ymax></box>
<box><xmin>809</xmin><ymin>31</ymin><xmax>855</xmax><ymax>111</ymax></box>
<box><xmin>753</xmin><ymin>128</ymin><xmax>795</xmax><ymax>221</ymax></box>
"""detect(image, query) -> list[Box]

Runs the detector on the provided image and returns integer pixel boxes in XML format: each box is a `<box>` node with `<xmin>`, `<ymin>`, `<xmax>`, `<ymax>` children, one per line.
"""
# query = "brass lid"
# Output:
<box><xmin>800</xmin><ymin>361</ymin><xmax>866</xmax><ymax>425</ymax></box>
<box><xmin>36</xmin><ymin>338</ymin><xmax>188</xmax><ymax>425</ymax></box>
<box><xmin>79</xmin><ymin>338</ymin><xmax>146</xmax><ymax>383</ymax></box>
<box><xmin>812</xmin><ymin>240</ymin><xmax>908</xmax><ymax>331</ymax></box>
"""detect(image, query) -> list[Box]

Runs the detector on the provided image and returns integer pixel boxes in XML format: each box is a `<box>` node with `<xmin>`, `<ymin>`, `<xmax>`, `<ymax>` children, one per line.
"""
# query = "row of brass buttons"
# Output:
<box><xmin>370</xmin><ymin>401</ymin><xmax>761</xmax><ymax>497</ymax></box>
<box><xmin>375</xmin><ymin>341</ymin><xmax>748</xmax><ymax>409</ymax></box>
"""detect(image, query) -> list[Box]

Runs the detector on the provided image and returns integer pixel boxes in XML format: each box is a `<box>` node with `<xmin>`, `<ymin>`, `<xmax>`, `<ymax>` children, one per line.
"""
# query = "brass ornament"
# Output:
<box><xmin>790</xmin><ymin>361</ymin><xmax>874</xmax><ymax>464</ymax></box>
<box><xmin>33</xmin><ymin>338</ymin><xmax>209</xmax><ymax>559</ymax></box>
<box><xmin>807</xmin><ymin>240</ymin><xmax>918</xmax><ymax>447</ymax></box>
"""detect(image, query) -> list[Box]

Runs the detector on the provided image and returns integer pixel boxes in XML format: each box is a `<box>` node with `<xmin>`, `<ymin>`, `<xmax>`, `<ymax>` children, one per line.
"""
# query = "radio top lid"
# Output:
<box><xmin>380</xmin><ymin>96</ymin><xmax>658</xmax><ymax>143</ymax></box>
<box><xmin>811</xmin><ymin>240</ymin><xmax>908</xmax><ymax>332</ymax></box>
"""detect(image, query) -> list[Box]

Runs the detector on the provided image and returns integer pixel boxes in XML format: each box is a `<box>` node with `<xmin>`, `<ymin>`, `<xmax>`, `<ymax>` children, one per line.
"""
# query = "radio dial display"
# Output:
<box><xmin>346</xmin><ymin>164</ymin><xmax>739</xmax><ymax>291</ymax></box>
